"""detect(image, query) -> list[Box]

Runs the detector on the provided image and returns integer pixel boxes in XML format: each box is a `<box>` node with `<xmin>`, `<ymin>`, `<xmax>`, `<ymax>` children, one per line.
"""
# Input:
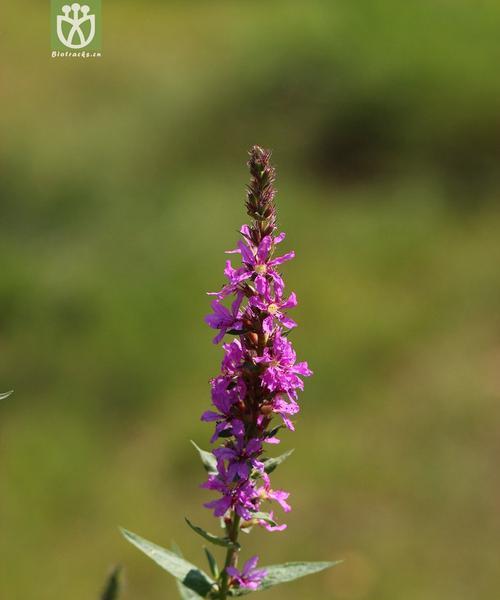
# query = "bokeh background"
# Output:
<box><xmin>1</xmin><ymin>1</ymin><xmax>500</xmax><ymax>599</ymax></box>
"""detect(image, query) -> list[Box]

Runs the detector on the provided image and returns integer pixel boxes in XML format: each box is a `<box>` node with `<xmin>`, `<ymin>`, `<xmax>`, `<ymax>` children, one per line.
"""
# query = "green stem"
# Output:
<box><xmin>219</xmin><ymin>513</ymin><xmax>241</xmax><ymax>599</ymax></box>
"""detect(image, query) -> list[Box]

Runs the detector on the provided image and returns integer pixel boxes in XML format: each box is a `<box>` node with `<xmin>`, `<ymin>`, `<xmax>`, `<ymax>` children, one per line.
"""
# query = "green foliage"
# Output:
<box><xmin>191</xmin><ymin>441</ymin><xmax>217</xmax><ymax>474</ymax></box>
<box><xmin>121</xmin><ymin>528</ymin><xmax>213</xmax><ymax>597</ymax></box>
<box><xmin>172</xmin><ymin>545</ymin><xmax>208</xmax><ymax>600</ymax></box>
<box><xmin>100</xmin><ymin>566</ymin><xmax>121</xmax><ymax>600</ymax></box>
<box><xmin>185</xmin><ymin>518</ymin><xmax>239</xmax><ymax>549</ymax></box>
<box><xmin>234</xmin><ymin>561</ymin><xmax>341</xmax><ymax>595</ymax></box>
<box><xmin>249</xmin><ymin>512</ymin><xmax>277</xmax><ymax>527</ymax></box>
<box><xmin>177</xmin><ymin>583</ymin><xmax>203</xmax><ymax>600</ymax></box>
<box><xmin>259</xmin><ymin>561</ymin><xmax>341</xmax><ymax>591</ymax></box>
<box><xmin>177</xmin><ymin>584</ymin><xmax>204</xmax><ymax>600</ymax></box>
<box><xmin>204</xmin><ymin>548</ymin><xmax>219</xmax><ymax>579</ymax></box>
<box><xmin>262</xmin><ymin>449</ymin><xmax>294</xmax><ymax>474</ymax></box>
<box><xmin>121</xmin><ymin>528</ymin><xmax>337</xmax><ymax>598</ymax></box>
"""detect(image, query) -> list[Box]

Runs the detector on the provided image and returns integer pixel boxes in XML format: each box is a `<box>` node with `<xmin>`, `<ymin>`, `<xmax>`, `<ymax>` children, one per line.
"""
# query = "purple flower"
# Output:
<box><xmin>221</xmin><ymin>339</ymin><xmax>246</xmax><ymax>375</ymax></box>
<box><xmin>258</xmin><ymin>510</ymin><xmax>287</xmax><ymax>532</ymax></box>
<box><xmin>272</xmin><ymin>394</ymin><xmax>300</xmax><ymax>431</ymax></box>
<box><xmin>212</xmin><ymin>231</ymin><xmax>294</xmax><ymax>300</ymax></box>
<box><xmin>213</xmin><ymin>437</ymin><xmax>264</xmax><ymax>481</ymax></box>
<box><xmin>202</xmin><ymin>463</ymin><xmax>261</xmax><ymax>520</ymax></box>
<box><xmin>205</xmin><ymin>293</ymin><xmax>244</xmax><ymax>344</ymax></box>
<box><xmin>249</xmin><ymin>278</ymin><xmax>298</xmax><ymax>333</ymax></box>
<box><xmin>201</xmin><ymin>377</ymin><xmax>246</xmax><ymax>442</ymax></box>
<box><xmin>257</xmin><ymin>332</ymin><xmax>312</xmax><ymax>398</ymax></box>
<box><xmin>226</xmin><ymin>556</ymin><xmax>267</xmax><ymax>591</ymax></box>
<box><xmin>230</xmin><ymin>235</ymin><xmax>294</xmax><ymax>294</ymax></box>
<box><xmin>258</xmin><ymin>482</ymin><xmax>292</xmax><ymax>513</ymax></box>
<box><xmin>267</xmin><ymin>488</ymin><xmax>292</xmax><ymax>512</ymax></box>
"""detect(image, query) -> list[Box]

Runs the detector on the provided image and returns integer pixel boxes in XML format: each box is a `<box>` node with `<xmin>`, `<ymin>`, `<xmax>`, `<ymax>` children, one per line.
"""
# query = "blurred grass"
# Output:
<box><xmin>1</xmin><ymin>1</ymin><xmax>500</xmax><ymax>599</ymax></box>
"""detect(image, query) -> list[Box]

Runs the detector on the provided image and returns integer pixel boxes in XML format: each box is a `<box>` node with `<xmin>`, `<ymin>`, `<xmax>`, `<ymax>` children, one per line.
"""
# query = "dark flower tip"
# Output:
<box><xmin>246</xmin><ymin>145</ymin><xmax>277</xmax><ymax>237</ymax></box>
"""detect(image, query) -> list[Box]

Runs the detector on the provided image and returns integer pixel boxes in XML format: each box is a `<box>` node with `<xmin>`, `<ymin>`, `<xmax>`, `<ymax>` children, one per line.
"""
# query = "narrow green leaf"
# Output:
<box><xmin>171</xmin><ymin>544</ymin><xmax>205</xmax><ymax>600</ymax></box>
<box><xmin>258</xmin><ymin>561</ymin><xmax>341</xmax><ymax>591</ymax></box>
<box><xmin>176</xmin><ymin>582</ymin><xmax>202</xmax><ymax>600</ymax></box>
<box><xmin>191</xmin><ymin>441</ymin><xmax>217</xmax><ymax>473</ymax></box>
<box><xmin>249</xmin><ymin>512</ymin><xmax>277</xmax><ymax>527</ymax></box>
<box><xmin>120</xmin><ymin>528</ymin><xmax>213</xmax><ymax>597</ymax></box>
<box><xmin>262</xmin><ymin>449</ymin><xmax>294</xmax><ymax>474</ymax></box>
<box><xmin>100</xmin><ymin>565</ymin><xmax>121</xmax><ymax>600</ymax></box>
<box><xmin>185</xmin><ymin>518</ymin><xmax>239</xmax><ymax>549</ymax></box>
<box><xmin>267</xmin><ymin>425</ymin><xmax>282</xmax><ymax>438</ymax></box>
<box><xmin>0</xmin><ymin>390</ymin><xmax>13</xmax><ymax>401</ymax></box>
<box><xmin>204</xmin><ymin>547</ymin><xmax>219</xmax><ymax>579</ymax></box>
<box><xmin>226</xmin><ymin>328</ymin><xmax>251</xmax><ymax>335</ymax></box>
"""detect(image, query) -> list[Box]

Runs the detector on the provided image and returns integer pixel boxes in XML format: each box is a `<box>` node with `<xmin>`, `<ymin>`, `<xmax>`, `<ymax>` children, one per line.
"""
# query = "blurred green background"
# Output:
<box><xmin>1</xmin><ymin>1</ymin><xmax>500</xmax><ymax>599</ymax></box>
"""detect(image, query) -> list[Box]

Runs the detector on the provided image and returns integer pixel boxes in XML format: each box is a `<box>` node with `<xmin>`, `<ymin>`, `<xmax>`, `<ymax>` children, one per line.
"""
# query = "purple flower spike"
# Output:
<box><xmin>201</xmin><ymin>146</ymin><xmax>313</xmax><ymax>596</ymax></box>
<box><xmin>226</xmin><ymin>556</ymin><xmax>267</xmax><ymax>591</ymax></box>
